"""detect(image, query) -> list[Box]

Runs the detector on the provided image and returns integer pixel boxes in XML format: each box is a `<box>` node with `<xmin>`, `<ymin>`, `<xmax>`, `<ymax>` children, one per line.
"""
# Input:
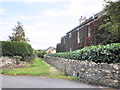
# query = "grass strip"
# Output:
<box><xmin>0</xmin><ymin>57</ymin><xmax>78</xmax><ymax>80</ymax></box>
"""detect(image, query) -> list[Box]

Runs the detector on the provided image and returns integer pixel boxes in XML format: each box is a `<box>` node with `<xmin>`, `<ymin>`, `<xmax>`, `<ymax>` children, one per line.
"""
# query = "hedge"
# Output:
<box><xmin>0</xmin><ymin>41</ymin><xmax>33</xmax><ymax>57</ymax></box>
<box><xmin>37</xmin><ymin>51</ymin><xmax>46</xmax><ymax>58</ymax></box>
<box><xmin>47</xmin><ymin>43</ymin><xmax>120</xmax><ymax>63</ymax></box>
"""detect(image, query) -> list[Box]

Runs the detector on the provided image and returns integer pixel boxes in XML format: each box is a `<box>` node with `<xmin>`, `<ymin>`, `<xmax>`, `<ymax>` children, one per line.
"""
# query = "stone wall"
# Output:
<box><xmin>0</xmin><ymin>57</ymin><xmax>26</xmax><ymax>70</ymax></box>
<box><xmin>44</xmin><ymin>56</ymin><xmax>120</xmax><ymax>88</ymax></box>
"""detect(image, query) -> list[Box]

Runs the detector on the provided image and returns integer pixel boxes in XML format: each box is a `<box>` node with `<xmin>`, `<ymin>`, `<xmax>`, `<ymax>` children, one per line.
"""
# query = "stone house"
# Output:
<box><xmin>46</xmin><ymin>47</ymin><xmax>56</xmax><ymax>54</ymax></box>
<box><xmin>56</xmin><ymin>11</ymin><xmax>104</xmax><ymax>52</ymax></box>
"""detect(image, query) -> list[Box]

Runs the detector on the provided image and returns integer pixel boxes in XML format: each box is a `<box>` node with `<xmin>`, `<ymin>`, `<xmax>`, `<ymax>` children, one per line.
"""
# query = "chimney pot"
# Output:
<box><xmin>79</xmin><ymin>16</ymin><xmax>86</xmax><ymax>24</ymax></box>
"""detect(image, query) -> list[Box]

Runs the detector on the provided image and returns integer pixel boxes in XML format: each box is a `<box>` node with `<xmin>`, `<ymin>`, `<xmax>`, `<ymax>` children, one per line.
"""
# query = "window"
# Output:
<box><xmin>69</xmin><ymin>33</ymin><xmax>71</xmax><ymax>38</ymax></box>
<box><xmin>70</xmin><ymin>48</ymin><xmax>72</xmax><ymax>51</ymax></box>
<box><xmin>77</xmin><ymin>31</ymin><xmax>80</xmax><ymax>43</ymax></box>
<box><xmin>64</xmin><ymin>38</ymin><xmax>65</xmax><ymax>44</ymax></box>
<box><xmin>88</xmin><ymin>27</ymin><xmax>91</xmax><ymax>37</ymax></box>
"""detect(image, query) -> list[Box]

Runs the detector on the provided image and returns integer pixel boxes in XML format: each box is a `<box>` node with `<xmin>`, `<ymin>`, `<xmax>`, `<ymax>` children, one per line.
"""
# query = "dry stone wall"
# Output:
<box><xmin>44</xmin><ymin>56</ymin><xmax>120</xmax><ymax>88</ymax></box>
<box><xmin>0</xmin><ymin>57</ymin><xmax>26</xmax><ymax>70</ymax></box>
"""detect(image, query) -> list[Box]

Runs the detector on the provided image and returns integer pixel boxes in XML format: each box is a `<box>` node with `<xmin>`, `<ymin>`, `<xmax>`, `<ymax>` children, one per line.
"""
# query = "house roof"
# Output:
<box><xmin>46</xmin><ymin>46</ymin><xmax>56</xmax><ymax>51</ymax></box>
<box><xmin>66</xmin><ymin>10</ymin><xmax>104</xmax><ymax>34</ymax></box>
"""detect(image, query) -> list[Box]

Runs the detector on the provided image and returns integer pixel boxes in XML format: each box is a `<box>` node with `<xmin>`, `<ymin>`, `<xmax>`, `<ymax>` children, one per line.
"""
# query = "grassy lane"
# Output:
<box><xmin>0</xmin><ymin>57</ymin><xmax>77</xmax><ymax>80</ymax></box>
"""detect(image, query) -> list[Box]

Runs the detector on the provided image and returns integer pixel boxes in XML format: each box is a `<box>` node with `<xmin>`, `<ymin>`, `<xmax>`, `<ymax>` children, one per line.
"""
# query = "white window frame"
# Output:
<box><xmin>69</xmin><ymin>33</ymin><xmax>72</xmax><ymax>38</ymax></box>
<box><xmin>88</xmin><ymin>27</ymin><xmax>91</xmax><ymax>37</ymax></box>
<box><xmin>77</xmin><ymin>31</ymin><xmax>80</xmax><ymax>43</ymax></box>
<box><xmin>64</xmin><ymin>38</ymin><xmax>65</xmax><ymax>44</ymax></box>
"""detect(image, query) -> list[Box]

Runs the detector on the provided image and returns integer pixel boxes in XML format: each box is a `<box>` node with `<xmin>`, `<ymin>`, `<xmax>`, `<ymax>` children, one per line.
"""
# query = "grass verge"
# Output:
<box><xmin>0</xmin><ymin>57</ymin><xmax>78</xmax><ymax>80</ymax></box>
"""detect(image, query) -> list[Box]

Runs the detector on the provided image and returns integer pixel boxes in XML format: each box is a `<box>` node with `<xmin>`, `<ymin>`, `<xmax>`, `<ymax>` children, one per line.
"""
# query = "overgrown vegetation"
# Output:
<box><xmin>94</xmin><ymin>1</ymin><xmax>120</xmax><ymax>45</ymax></box>
<box><xmin>35</xmin><ymin>50</ymin><xmax>46</xmax><ymax>58</ymax></box>
<box><xmin>47</xmin><ymin>43</ymin><xmax>120</xmax><ymax>63</ymax></box>
<box><xmin>0</xmin><ymin>41</ymin><xmax>34</xmax><ymax>62</ymax></box>
<box><xmin>1</xmin><ymin>57</ymin><xmax>77</xmax><ymax>80</ymax></box>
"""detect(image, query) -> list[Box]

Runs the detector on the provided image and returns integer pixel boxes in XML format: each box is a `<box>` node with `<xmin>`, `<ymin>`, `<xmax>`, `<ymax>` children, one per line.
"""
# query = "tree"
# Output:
<box><xmin>9</xmin><ymin>22</ymin><xmax>30</xmax><ymax>42</ymax></box>
<box><xmin>104</xmin><ymin>0</ymin><xmax>120</xmax><ymax>41</ymax></box>
<box><xmin>94</xmin><ymin>0</ymin><xmax>120</xmax><ymax>45</ymax></box>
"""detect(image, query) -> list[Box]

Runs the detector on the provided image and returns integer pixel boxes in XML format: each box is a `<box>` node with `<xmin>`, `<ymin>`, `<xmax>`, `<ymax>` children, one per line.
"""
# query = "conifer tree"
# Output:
<box><xmin>9</xmin><ymin>22</ymin><xmax>30</xmax><ymax>42</ymax></box>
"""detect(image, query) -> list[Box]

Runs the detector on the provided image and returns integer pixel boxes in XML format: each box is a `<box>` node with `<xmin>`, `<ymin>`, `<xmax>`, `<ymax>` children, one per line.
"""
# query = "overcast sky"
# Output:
<box><xmin>0</xmin><ymin>0</ymin><xmax>105</xmax><ymax>49</ymax></box>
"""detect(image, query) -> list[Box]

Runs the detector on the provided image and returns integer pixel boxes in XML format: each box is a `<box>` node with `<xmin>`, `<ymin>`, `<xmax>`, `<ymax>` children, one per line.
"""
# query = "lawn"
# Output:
<box><xmin>1</xmin><ymin>57</ymin><xmax>77</xmax><ymax>80</ymax></box>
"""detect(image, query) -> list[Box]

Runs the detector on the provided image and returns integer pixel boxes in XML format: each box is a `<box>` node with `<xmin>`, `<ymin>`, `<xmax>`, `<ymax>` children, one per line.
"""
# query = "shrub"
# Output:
<box><xmin>37</xmin><ymin>50</ymin><xmax>46</xmax><ymax>58</ymax></box>
<box><xmin>21</xmin><ymin>55</ymin><xmax>35</xmax><ymax>63</ymax></box>
<box><xmin>0</xmin><ymin>41</ymin><xmax>34</xmax><ymax>61</ymax></box>
<box><xmin>47</xmin><ymin>43</ymin><xmax>120</xmax><ymax>63</ymax></box>
<box><xmin>13</xmin><ymin>56</ymin><xmax>22</xmax><ymax>64</ymax></box>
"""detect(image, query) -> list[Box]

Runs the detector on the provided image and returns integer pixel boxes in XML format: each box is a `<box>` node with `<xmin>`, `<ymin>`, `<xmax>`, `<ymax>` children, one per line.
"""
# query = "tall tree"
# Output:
<box><xmin>94</xmin><ymin>0</ymin><xmax>120</xmax><ymax>45</ymax></box>
<box><xmin>9</xmin><ymin>22</ymin><xmax>30</xmax><ymax>42</ymax></box>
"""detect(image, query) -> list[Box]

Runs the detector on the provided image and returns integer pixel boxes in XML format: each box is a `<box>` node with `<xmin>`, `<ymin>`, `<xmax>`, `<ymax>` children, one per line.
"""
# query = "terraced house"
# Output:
<box><xmin>56</xmin><ymin>11</ymin><xmax>104</xmax><ymax>52</ymax></box>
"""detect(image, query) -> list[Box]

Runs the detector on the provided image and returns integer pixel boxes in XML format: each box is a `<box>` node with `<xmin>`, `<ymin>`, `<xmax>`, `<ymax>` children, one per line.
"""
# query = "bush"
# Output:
<box><xmin>21</xmin><ymin>55</ymin><xmax>35</xmax><ymax>63</ymax></box>
<box><xmin>47</xmin><ymin>43</ymin><xmax>120</xmax><ymax>63</ymax></box>
<box><xmin>37</xmin><ymin>50</ymin><xmax>46</xmax><ymax>58</ymax></box>
<box><xmin>13</xmin><ymin>56</ymin><xmax>22</xmax><ymax>64</ymax></box>
<box><xmin>0</xmin><ymin>41</ymin><xmax>34</xmax><ymax>61</ymax></box>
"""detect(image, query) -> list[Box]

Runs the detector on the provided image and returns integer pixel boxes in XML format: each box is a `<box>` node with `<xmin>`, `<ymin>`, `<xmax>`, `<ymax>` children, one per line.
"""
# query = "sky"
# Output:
<box><xmin>0</xmin><ymin>0</ymin><xmax>105</xmax><ymax>50</ymax></box>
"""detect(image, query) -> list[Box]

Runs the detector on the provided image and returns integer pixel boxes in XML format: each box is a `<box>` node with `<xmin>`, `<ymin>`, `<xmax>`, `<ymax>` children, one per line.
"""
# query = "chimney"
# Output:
<box><xmin>79</xmin><ymin>16</ymin><xmax>86</xmax><ymax>24</ymax></box>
